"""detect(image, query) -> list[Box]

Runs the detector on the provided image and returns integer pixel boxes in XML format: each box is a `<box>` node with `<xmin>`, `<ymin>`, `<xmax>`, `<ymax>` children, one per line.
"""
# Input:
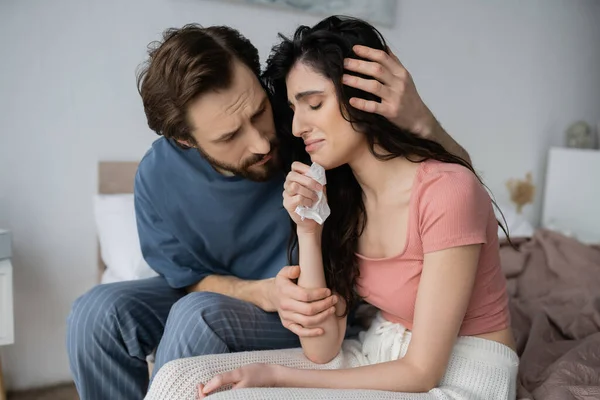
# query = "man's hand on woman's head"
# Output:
<box><xmin>342</xmin><ymin>45</ymin><xmax>438</xmax><ymax>138</ymax></box>
<box><xmin>262</xmin><ymin>265</ymin><xmax>338</xmax><ymax>337</ymax></box>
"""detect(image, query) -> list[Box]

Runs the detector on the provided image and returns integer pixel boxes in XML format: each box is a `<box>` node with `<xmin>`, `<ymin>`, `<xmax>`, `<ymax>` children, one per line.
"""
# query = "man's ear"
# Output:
<box><xmin>176</xmin><ymin>139</ymin><xmax>195</xmax><ymax>149</ymax></box>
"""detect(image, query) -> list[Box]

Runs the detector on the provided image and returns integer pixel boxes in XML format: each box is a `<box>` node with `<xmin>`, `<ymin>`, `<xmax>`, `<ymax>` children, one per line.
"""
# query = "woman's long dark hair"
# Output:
<box><xmin>263</xmin><ymin>15</ymin><xmax>510</xmax><ymax>315</ymax></box>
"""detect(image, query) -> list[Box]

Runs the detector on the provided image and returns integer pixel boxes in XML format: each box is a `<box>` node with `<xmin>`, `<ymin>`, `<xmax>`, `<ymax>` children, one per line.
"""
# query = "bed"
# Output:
<box><xmin>94</xmin><ymin>159</ymin><xmax>600</xmax><ymax>399</ymax></box>
<box><xmin>503</xmin><ymin>147</ymin><xmax>600</xmax><ymax>399</ymax></box>
<box><xmin>500</xmin><ymin>232</ymin><xmax>600</xmax><ymax>399</ymax></box>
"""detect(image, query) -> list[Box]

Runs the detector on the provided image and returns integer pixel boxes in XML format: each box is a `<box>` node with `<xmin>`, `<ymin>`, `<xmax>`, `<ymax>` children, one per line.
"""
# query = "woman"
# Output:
<box><xmin>146</xmin><ymin>16</ymin><xmax>518</xmax><ymax>400</ymax></box>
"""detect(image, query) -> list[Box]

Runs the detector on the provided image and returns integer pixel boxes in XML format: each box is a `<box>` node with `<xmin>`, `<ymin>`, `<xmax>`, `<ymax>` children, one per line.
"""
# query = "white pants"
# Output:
<box><xmin>146</xmin><ymin>313</ymin><xmax>519</xmax><ymax>400</ymax></box>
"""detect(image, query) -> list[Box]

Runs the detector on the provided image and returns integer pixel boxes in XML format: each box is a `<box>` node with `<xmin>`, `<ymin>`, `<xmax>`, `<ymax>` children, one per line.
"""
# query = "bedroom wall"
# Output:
<box><xmin>0</xmin><ymin>0</ymin><xmax>599</xmax><ymax>390</ymax></box>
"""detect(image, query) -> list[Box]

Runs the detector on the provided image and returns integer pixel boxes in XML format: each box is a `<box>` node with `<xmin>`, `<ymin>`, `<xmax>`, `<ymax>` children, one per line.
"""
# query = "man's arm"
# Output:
<box><xmin>186</xmin><ymin>275</ymin><xmax>272</xmax><ymax>310</ymax></box>
<box><xmin>187</xmin><ymin>268</ymin><xmax>337</xmax><ymax>335</ymax></box>
<box><xmin>414</xmin><ymin>112</ymin><xmax>471</xmax><ymax>164</ymax></box>
<box><xmin>135</xmin><ymin>171</ymin><xmax>211</xmax><ymax>289</ymax></box>
<box><xmin>342</xmin><ymin>45</ymin><xmax>472</xmax><ymax>165</ymax></box>
<box><xmin>135</xmin><ymin>167</ymin><xmax>336</xmax><ymax>334</ymax></box>
<box><xmin>137</xmin><ymin>187</ymin><xmax>336</xmax><ymax>331</ymax></box>
<box><xmin>136</xmin><ymin>169</ymin><xmax>267</xmax><ymax>309</ymax></box>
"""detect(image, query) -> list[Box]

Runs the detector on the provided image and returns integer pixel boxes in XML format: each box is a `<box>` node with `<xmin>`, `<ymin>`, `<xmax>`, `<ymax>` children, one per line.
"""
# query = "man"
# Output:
<box><xmin>67</xmin><ymin>23</ymin><xmax>470</xmax><ymax>400</ymax></box>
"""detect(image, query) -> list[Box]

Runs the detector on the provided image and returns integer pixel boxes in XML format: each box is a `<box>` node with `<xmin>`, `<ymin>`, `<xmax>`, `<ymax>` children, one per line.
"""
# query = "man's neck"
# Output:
<box><xmin>215</xmin><ymin>167</ymin><xmax>235</xmax><ymax>177</ymax></box>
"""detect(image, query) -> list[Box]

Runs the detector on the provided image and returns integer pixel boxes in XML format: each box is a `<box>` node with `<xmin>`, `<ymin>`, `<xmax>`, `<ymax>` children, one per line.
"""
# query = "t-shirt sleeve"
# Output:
<box><xmin>134</xmin><ymin>170</ymin><xmax>211</xmax><ymax>289</ymax></box>
<box><xmin>418</xmin><ymin>169</ymin><xmax>490</xmax><ymax>254</ymax></box>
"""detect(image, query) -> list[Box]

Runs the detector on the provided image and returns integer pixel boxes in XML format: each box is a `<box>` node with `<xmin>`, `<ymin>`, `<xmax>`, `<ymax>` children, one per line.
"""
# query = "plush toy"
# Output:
<box><xmin>565</xmin><ymin>121</ymin><xmax>596</xmax><ymax>149</ymax></box>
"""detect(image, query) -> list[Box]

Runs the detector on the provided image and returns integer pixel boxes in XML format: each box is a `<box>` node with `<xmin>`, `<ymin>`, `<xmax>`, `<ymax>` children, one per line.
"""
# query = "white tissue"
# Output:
<box><xmin>294</xmin><ymin>163</ymin><xmax>331</xmax><ymax>225</ymax></box>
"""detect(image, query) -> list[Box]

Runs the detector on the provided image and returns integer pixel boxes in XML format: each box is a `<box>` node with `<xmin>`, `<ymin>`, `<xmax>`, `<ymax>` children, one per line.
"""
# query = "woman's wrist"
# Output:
<box><xmin>296</xmin><ymin>228</ymin><xmax>322</xmax><ymax>242</ymax></box>
<box><xmin>272</xmin><ymin>364</ymin><xmax>292</xmax><ymax>387</ymax></box>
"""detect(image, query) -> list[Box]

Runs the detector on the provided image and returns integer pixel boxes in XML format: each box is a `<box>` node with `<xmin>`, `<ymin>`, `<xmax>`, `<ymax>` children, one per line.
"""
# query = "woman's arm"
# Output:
<box><xmin>280</xmin><ymin>162</ymin><xmax>348</xmax><ymax>364</ymax></box>
<box><xmin>275</xmin><ymin>244</ymin><xmax>481</xmax><ymax>391</ymax></box>
<box><xmin>296</xmin><ymin>231</ymin><xmax>347</xmax><ymax>364</ymax></box>
<box><xmin>201</xmin><ymin>244</ymin><xmax>481</xmax><ymax>395</ymax></box>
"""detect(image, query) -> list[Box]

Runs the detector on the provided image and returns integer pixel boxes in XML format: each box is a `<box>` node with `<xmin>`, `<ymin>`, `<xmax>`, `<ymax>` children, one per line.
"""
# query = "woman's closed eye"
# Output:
<box><xmin>309</xmin><ymin>102</ymin><xmax>322</xmax><ymax>110</ymax></box>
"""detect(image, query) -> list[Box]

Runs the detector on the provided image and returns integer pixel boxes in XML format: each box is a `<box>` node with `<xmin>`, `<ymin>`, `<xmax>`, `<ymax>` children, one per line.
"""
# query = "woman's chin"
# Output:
<box><xmin>309</xmin><ymin>156</ymin><xmax>340</xmax><ymax>171</ymax></box>
<box><xmin>309</xmin><ymin>154</ymin><xmax>327</xmax><ymax>168</ymax></box>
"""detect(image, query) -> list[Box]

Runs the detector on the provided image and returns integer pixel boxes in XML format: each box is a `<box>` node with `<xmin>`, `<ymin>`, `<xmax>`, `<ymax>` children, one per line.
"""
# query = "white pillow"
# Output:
<box><xmin>94</xmin><ymin>194</ymin><xmax>158</xmax><ymax>282</ymax></box>
<box><xmin>495</xmin><ymin>203</ymin><xmax>534</xmax><ymax>239</ymax></box>
<box><xmin>100</xmin><ymin>266</ymin><xmax>126</xmax><ymax>284</ymax></box>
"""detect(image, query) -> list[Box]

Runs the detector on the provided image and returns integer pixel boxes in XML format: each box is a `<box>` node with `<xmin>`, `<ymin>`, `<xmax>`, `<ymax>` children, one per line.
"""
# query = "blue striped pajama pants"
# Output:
<box><xmin>66</xmin><ymin>277</ymin><xmax>300</xmax><ymax>400</ymax></box>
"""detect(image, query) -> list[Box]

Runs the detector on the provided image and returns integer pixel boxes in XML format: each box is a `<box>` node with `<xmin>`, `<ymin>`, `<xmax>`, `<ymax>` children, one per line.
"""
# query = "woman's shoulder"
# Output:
<box><xmin>415</xmin><ymin>160</ymin><xmax>492</xmax><ymax>250</ymax></box>
<box><xmin>418</xmin><ymin>159</ymin><xmax>483</xmax><ymax>193</ymax></box>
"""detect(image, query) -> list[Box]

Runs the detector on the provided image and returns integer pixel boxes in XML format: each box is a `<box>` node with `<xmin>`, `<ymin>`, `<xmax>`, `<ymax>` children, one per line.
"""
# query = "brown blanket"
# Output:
<box><xmin>499</xmin><ymin>229</ymin><xmax>600</xmax><ymax>400</ymax></box>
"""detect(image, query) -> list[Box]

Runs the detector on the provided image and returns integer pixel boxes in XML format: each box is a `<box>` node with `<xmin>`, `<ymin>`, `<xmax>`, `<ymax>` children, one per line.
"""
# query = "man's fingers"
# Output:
<box><xmin>290</xmin><ymin>284</ymin><xmax>332</xmax><ymax>303</ymax></box>
<box><xmin>277</xmin><ymin>273</ymin><xmax>311</xmax><ymax>302</ymax></box>
<box><xmin>342</xmin><ymin>74</ymin><xmax>392</xmax><ymax>101</ymax></box>
<box><xmin>386</xmin><ymin>46</ymin><xmax>403</xmax><ymax>67</ymax></box>
<box><xmin>278</xmin><ymin>265</ymin><xmax>300</xmax><ymax>280</ymax></box>
<box><xmin>343</xmin><ymin>59</ymin><xmax>394</xmax><ymax>86</ymax></box>
<box><xmin>287</xmin><ymin>322</ymin><xmax>324</xmax><ymax>337</ymax></box>
<box><xmin>276</xmin><ymin>272</ymin><xmax>330</xmax><ymax>301</ymax></box>
<box><xmin>351</xmin><ymin>45</ymin><xmax>405</xmax><ymax>75</ymax></box>
<box><xmin>348</xmin><ymin>97</ymin><xmax>389</xmax><ymax>117</ymax></box>
<box><xmin>287</xmin><ymin>306</ymin><xmax>336</xmax><ymax>328</ymax></box>
<box><xmin>304</xmin><ymin>287</ymin><xmax>333</xmax><ymax>302</ymax></box>
<box><xmin>281</xmin><ymin>280</ymin><xmax>331</xmax><ymax>303</ymax></box>
<box><xmin>282</xmin><ymin>294</ymin><xmax>337</xmax><ymax>314</ymax></box>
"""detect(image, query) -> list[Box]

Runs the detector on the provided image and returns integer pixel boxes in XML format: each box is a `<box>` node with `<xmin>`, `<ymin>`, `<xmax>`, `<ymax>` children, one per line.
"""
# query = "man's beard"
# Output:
<box><xmin>197</xmin><ymin>140</ymin><xmax>281</xmax><ymax>182</ymax></box>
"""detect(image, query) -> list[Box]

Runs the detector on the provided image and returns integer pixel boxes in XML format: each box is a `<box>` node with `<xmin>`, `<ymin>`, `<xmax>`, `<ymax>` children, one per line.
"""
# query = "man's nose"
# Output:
<box><xmin>247</xmin><ymin>127</ymin><xmax>271</xmax><ymax>154</ymax></box>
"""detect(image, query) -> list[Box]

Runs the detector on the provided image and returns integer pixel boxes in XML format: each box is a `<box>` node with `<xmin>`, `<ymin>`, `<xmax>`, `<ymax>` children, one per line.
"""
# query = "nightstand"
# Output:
<box><xmin>0</xmin><ymin>229</ymin><xmax>13</xmax><ymax>400</ymax></box>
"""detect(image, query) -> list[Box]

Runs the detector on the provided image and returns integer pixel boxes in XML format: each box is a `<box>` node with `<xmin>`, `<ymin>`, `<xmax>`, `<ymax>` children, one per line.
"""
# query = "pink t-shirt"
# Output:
<box><xmin>355</xmin><ymin>160</ymin><xmax>510</xmax><ymax>336</ymax></box>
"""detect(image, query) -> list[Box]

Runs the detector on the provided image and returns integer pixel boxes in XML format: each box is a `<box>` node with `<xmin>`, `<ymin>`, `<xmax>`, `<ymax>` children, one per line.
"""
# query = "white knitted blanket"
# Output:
<box><xmin>145</xmin><ymin>314</ymin><xmax>518</xmax><ymax>399</ymax></box>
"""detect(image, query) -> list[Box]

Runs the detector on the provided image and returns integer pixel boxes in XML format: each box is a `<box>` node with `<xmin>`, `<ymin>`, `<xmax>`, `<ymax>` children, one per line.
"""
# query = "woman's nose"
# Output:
<box><xmin>292</xmin><ymin>113</ymin><xmax>310</xmax><ymax>138</ymax></box>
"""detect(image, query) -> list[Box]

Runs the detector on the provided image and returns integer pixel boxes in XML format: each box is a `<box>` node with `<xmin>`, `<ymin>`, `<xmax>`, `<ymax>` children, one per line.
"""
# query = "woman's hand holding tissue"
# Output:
<box><xmin>283</xmin><ymin>162</ymin><xmax>328</xmax><ymax>234</ymax></box>
<box><xmin>279</xmin><ymin>162</ymin><xmax>336</xmax><ymax>338</ymax></box>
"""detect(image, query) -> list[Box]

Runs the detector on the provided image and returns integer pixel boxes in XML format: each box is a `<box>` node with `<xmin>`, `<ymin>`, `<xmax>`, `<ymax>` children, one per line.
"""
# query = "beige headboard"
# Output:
<box><xmin>99</xmin><ymin>161</ymin><xmax>139</xmax><ymax>195</ymax></box>
<box><xmin>97</xmin><ymin>161</ymin><xmax>139</xmax><ymax>280</ymax></box>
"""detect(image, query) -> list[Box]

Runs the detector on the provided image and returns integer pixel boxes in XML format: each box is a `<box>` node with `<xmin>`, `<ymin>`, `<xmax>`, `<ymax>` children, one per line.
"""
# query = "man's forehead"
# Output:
<box><xmin>188</xmin><ymin>76</ymin><xmax>266</xmax><ymax>137</ymax></box>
